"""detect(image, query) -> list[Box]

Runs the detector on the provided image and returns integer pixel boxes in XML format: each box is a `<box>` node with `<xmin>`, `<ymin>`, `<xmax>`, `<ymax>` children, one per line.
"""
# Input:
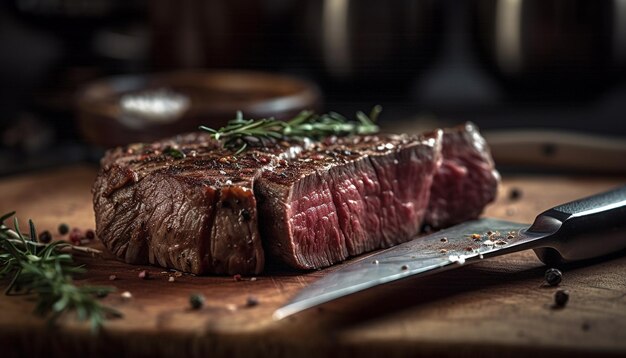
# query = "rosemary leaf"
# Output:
<box><xmin>0</xmin><ymin>213</ymin><xmax>120</xmax><ymax>332</ymax></box>
<box><xmin>163</xmin><ymin>146</ymin><xmax>186</xmax><ymax>159</ymax></box>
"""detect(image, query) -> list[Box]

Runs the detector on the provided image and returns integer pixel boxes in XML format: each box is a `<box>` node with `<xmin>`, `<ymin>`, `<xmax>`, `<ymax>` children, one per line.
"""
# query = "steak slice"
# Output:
<box><xmin>93</xmin><ymin>133</ymin><xmax>268</xmax><ymax>275</ymax></box>
<box><xmin>424</xmin><ymin>123</ymin><xmax>500</xmax><ymax>228</ymax></box>
<box><xmin>256</xmin><ymin>132</ymin><xmax>442</xmax><ymax>269</ymax></box>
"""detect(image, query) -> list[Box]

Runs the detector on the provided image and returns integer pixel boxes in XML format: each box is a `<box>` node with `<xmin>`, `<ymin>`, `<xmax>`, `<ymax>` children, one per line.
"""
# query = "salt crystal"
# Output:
<box><xmin>448</xmin><ymin>255</ymin><xmax>466</xmax><ymax>265</ymax></box>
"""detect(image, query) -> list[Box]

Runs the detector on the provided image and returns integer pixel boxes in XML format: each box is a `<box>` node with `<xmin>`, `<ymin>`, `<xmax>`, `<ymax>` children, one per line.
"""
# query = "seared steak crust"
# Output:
<box><xmin>93</xmin><ymin>134</ymin><xmax>267</xmax><ymax>275</ymax></box>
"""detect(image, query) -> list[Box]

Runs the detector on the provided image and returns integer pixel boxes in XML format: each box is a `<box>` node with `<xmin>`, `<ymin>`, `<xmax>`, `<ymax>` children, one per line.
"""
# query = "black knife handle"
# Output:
<box><xmin>530</xmin><ymin>185</ymin><xmax>626</xmax><ymax>264</ymax></box>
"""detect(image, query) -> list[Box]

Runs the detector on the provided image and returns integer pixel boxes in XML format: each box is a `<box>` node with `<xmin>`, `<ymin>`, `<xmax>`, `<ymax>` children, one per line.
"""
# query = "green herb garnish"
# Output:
<box><xmin>199</xmin><ymin>106</ymin><xmax>382</xmax><ymax>154</ymax></box>
<box><xmin>163</xmin><ymin>146</ymin><xmax>186</xmax><ymax>159</ymax></box>
<box><xmin>0</xmin><ymin>212</ymin><xmax>121</xmax><ymax>331</ymax></box>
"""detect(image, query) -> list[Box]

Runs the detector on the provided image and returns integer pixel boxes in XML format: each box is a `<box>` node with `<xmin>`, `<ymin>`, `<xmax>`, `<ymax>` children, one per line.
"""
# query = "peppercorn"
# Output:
<box><xmin>69</xmin><ymin>228</ymin><xmax>84</xmax><ymax>245</ymax></box>
<box><xmin>190</xmin><ymin>293</ymin><xmax>205</xmax><ymax>310</ymax></box>
<box><xmin>554</xmin><ymin>289</ymin><xmax>569</xmax><ymax>308</ymax></box>
<box><xmin>85</xmin><ymin>229</ymin><xmax>96</xmax><ymax>240</ymax></box>
<box><xmin>58</xmin><ymin>223</ymin><xmax>69</xmax><ymax>235</ymax></box>
<box><xmin>401</xmin><ymin>264</ymin><xmax>409</xmax><ymax>270</ymax></box>
<box><xmin>544</xmin><ymin>268</ymin><xmax>562</xmax><ymax>286</ymax></box>
<box><xmin>38</xmin><ymin>230</ymin><xmax>52</xmax><ymax>244</ymax></box>
<box><xmin>95</xmin><ymin>290</ymin><xmax>109</xmax><ymax>298</ymax></box>
<box><xmin>246</xmin><ymin>295</ymin><xmax>259</xmax><ymax>307</ymax></box>
<box><xmin>509</xmin><ymin>187</ymin><xmax>522</xmax><ymax>201</ymax></box>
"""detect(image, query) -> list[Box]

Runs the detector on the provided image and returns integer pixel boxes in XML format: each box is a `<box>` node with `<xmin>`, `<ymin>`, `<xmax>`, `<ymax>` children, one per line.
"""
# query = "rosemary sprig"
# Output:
<box><xmin>199</xmin><ymin>106</ymin><xmax>382</xmax><ymax>153</ymax></box>
<box><xmin>0</xmin><ymin>212</ymin><xmax>120</xmax><ymax>332</ymax></box>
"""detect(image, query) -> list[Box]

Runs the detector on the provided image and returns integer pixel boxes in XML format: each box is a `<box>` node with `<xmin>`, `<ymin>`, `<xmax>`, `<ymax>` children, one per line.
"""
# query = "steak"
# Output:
<box><xmin>256</xmin><ymin>133</ymin><xmax>442</xmax><ymax>269</ymax></box>
<box><xmin>93</xmin><ymin>122</ymin><xmax>498</xmax><ymax>275</ymax></box>
<box><xmin>424</xmin><ymin>123</ymin><xmax>499</xmax><ymax>228</ymax></box>
<box><xmin>93</xmin><ymin>135</ymin><xmax>267</xmax><ymax>275</ymax></box>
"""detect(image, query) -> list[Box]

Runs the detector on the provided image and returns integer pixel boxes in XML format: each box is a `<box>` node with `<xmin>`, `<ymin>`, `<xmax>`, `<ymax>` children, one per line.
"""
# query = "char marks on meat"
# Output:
<box><xmin>93</xmin><ymin>135</ymin><xmax>267</xmax><ymax>275</ymax></box>
<box><xmin>93</xmin><ymin>122</ymin><xmax>498</xmax><ymax>275</ymax></box>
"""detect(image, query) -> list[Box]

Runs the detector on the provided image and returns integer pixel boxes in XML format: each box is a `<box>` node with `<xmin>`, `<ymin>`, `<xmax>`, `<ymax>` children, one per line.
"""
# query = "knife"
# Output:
<box><xmin>273</xmin><ymin>185</ymin><xmax>626</xmax><ymax>320</ymax></box>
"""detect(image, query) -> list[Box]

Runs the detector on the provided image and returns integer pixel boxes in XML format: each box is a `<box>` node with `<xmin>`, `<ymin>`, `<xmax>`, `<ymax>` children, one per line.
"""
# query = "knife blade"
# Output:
<box><xmin>274</xmin><ymin>185</ymin><xmax>626</xmax><ymax>320</ymax></box>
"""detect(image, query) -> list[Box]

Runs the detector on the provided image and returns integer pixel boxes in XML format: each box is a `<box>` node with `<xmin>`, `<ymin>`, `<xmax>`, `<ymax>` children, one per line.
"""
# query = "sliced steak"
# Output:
<box><xmin>93</xmin><ymin>122</ymin><xmax>497</xmax><ymax>275</ymax></box>
<box><xmin>424</xmin><ymin>122</ymin><xmax>500</xmax><ymax>228</ymax></box>
<box><xmin>256</xmin><ymin>132</ymin><xmax>442</xmax><ymax>269</ymax></box>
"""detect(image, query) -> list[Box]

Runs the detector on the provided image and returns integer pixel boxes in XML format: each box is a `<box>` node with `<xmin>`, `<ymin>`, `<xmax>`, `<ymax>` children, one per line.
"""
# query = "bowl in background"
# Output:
<box><xmin>76</xmin><ymin>70</ymin><xmax>322</xmax><ymax>147</ymax></box>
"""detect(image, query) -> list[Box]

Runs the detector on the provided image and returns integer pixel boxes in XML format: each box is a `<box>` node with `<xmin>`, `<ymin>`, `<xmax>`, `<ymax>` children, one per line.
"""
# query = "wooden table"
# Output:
<box><xmin>0</xmin><ymin>166</ymin><xmax>625</xmax><ymax>357</ymax></box>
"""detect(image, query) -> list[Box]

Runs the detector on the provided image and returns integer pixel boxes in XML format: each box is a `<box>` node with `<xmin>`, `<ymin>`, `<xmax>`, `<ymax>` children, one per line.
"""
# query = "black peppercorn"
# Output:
<box><xmin>38</xmin><ymin>230</ymin><xmax>52</xmax><ymax>244</ymax></box>
<box><xmin>58</xmin><ymin>223</ymin><xmax>69</xmax><ymax>235</ymax></box>
<box><xmin>85</xmin><ymin>229</ymin><xmax>96</xmax><ymax>240</ymax></box>
<box><xmin>508</xmin><ymin>187</ymin><xmax>522</xmax><ymax>201</ymax></box>
<box><xmin>246</xmin><ymin>295</ymin><xmax>259</xmax><ymax>307</ymax></box>
<box><xmin>544</xmin><ymin>268</ymin><xmax>562</xmax><ymax>286</ymax></box>
<box><xmin>554</xmin><ymin>289</ymin><xmax>569</xmax><ymax>308</ymax></box>
<box><xmin>190</xmin><ymin>293</ymin><xmax>205</xmax><ymax>310</ymax></box>
<box><xmin>581</xmin><ymin>322</ymin><xmax>591</xmax><ymax>331</ymax></box>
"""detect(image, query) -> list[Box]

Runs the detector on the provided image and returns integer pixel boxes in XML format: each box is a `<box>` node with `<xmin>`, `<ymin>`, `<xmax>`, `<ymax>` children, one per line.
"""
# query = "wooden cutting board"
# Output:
<box><xmin>1</xmin><ymin>165</ymin><xmax>625</xmax><ymax>358</ymax></box>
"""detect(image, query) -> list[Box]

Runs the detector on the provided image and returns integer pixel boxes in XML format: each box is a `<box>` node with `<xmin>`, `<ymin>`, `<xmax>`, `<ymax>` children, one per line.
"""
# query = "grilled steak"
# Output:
<box><xmin>93</xmin><ymin>123</ymin><xmax>497</xmax><ymax>275</ymax></box>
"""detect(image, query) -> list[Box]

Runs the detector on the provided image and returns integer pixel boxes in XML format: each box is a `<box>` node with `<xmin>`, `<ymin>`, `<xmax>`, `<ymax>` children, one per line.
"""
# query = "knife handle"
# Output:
<box><xmin>530</xmin><ymin>185</ymin><xmax>626</xmax><ymax>265</ymax></box>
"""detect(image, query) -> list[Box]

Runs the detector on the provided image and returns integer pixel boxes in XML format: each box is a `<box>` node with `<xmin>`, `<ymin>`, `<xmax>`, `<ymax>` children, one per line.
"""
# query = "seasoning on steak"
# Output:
<box><xmin>92</xmin><ymin>122</ymin><xmax>498</xmax><ymax>275</ymax></box>
<box><xmin>424</xmin><ymin>123</ymin><xmax>500</xmax><ymax>228</ymax></box>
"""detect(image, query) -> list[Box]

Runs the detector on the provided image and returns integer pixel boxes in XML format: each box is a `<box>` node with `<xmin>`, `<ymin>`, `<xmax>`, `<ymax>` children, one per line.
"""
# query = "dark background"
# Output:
<box><xmin>1</xmin><ymin>0</ymin><xmax>625</xmax><ymax>176</ymax></box>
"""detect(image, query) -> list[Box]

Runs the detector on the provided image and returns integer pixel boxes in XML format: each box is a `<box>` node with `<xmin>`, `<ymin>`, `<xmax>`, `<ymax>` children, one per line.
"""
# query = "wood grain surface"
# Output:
<box><xmin>0</xmin><ymin>165</ymin><xmax>625</xmax><ymax>358</ymax></box>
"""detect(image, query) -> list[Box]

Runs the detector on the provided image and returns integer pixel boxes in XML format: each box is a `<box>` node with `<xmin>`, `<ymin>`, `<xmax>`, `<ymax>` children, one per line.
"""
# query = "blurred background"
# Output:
<box><xmin>0</xmin><ymin>0</ymin><xmax>625</xmax><ymax>176</ymax></box>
